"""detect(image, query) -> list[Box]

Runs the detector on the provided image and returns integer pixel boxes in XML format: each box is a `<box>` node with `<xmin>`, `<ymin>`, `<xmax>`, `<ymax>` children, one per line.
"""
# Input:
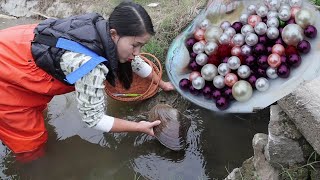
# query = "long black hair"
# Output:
<box><xmin>108</xmin><ymin>2</ymin><xmax>155</xmax><ymax>89</ymax></box>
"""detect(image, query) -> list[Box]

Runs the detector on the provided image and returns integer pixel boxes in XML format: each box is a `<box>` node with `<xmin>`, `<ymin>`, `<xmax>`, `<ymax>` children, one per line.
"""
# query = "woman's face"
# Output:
<box><xmin>110</xmin><ymin>29</ymin><xmax>151</xmax><ymax>63</ymax></box>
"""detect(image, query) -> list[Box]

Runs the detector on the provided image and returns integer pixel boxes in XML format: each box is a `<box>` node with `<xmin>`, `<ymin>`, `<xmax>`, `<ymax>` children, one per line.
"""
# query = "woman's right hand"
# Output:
<box><xmin>137</xmin><ymin>120</ymin><xmax>161</xmax><ymax>136</ymax></box>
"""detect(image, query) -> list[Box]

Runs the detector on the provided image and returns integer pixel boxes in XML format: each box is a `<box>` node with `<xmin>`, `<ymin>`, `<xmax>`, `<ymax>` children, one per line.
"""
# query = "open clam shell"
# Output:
<box><xmin>149</xmin><ymin>104</ymin><xmax>190</xmax><ymax>151</ymax></box>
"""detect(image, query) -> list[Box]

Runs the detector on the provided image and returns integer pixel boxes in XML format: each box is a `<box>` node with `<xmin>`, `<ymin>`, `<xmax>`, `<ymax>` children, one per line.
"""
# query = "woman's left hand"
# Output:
<box><xmin>160</xmin><ymin>81</ymin><xmax>175</xmax><ymax>91</ymax></box>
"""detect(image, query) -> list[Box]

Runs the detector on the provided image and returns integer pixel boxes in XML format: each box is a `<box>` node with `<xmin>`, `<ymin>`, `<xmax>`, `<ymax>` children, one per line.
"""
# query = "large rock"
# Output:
<box><xmin>278</xmin><ymin>77</ymin><xmax>320</xmax><ymax>155</ymax></box>
<box><xmin>265</xmin><ymin>105</ymin><xmax>305</xmax><ymax>168</ymax></box>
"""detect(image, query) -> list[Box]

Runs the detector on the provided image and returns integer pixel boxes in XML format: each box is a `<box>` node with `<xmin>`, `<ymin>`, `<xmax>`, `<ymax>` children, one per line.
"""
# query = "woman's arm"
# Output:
<box><xmin>111</xmin><ymin>118</ymin><xmax>160</xmax><ymax>136</ymax></box>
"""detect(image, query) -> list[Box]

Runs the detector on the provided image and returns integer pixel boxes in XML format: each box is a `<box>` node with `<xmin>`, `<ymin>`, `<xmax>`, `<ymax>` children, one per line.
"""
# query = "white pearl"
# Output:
<box><xmin>227</xmin><ymin>56</ymin><xmax>241</xmax><ymax>70</ymax></box>
<box><xmin>220</xmin><ymin>21</ymin><xmax>231</xmax><ymax>31</ymax></box>
<box><xmin>257</xmin><ymin>5</ymin><xmax>269</xmax><ymax>17</ymax></box>
<box><xmin>255</xmin><ymin>77</ymin><xmax>270</xmax><ymax>91</ymax></box>
<box><xmin>241</xmin><ymin>24</ymin><xmax>254</xmax><ymax>36</ymax></box>
<box><xmin>224</xmin><ymin>27</ymin><xmax>236</xmax><ymax>37</ymax></box>
<box><xmin>295</xmin><ymin>9</ymin><xmax>315</xmax><ymax>29</ymax></box>
<box><xmin>267</xmin><ymin>11</ymin><xmax>278</xmax><ymax>19</ymax></box>
<box><xmin>199</xmin><ymin>19</ymin><xmax>211</xmax><ymax>30</ymax></box>
<box><xmin>267</xmin><ymin>17</ymin><xmax>279</xmax><ymax>28</ymax></box>
<box><xmin>278</xmin><ymin>8</ymin><xmax>291</xmax><ymax>21</ymax></box>
<box><xmin>192</xmin><ymin>42</ymin><xmax>205</xmax><ymax>54</ymax></box>
<box><xmin>241</xmin><ymin>45</ymin><xmax>252</xmax><ymax>55</ymax></box>
<box><xmin>240</xmin><ymin>13</ymin><xmax>249</xmax><ymax>24</ymax></box>
<box><xmin>204</xmin><ymin>26</ymin><xmax>223</xmax><ymax>42</ymax></box>
<box><xmin>232</xmin><ymin>34</ymin><xmax>245</xmax><ymax>47</ymax></box>
<box><xmin>232</xmin><ymin>80</ymin><xmax>253</xmax><ymax>102</ymax></box>
<box><xmin>218</xmin><ymin>63</ymin><xmax>230</xmax><ymax>76</ymax></box>
<box><xmin>245</xmin><ymin>33</ymin><xmax>259</xmax><ymax>46</ymax></box>
<box><xmin>195</xmin><ymin>53</ymin><xmax>208</xmax><ymax>66</ymax></box>
<box><xmin>204</xmin><ymin>41</ymin><xmax>218</xmax><ymax>55</ymax></box>
<box><xmin>279</xmin><ymin>4</ymin><xmax>291</xmax><ymax>11</ymax></box>
<box><xmin>192</xmin><ymin>76</ymin><xmax>205</xmax><ymax>90</ymax></box>
<box><xmin>268</xmin><ymin>0</ymin><xmax>280</xmax><ymax>11</ymax></box>
<box><xmin>281</xmin><ymin>24</ymin><xmax>303</xmax><ymax>46</ymax></box>
<box><xmin>237</xmin><ymin>65</ymin><xmax>251</xmax><ymax>79</ymax></box>
<box><xmin>289</xmin><ymin>0</ymin><xmax>302</xmax><ymax>7</ymax></box>
<box><xmin>213</xmin><ymin>75</ymin><xmax>225</xmax><ymax>89</ymax></box>
<box><xmin>280</xmin><ymin>0</ymin><xmax>289</xmax><ymax>5</ymax></box>
<box><xmin>201</xmin><ymin>64</ymin><xmax>218</xmax><ymax>81</ymax></box>
<box><xmin>254</xmin><ymin>22</ymin><xmax>268</xmax><ymax>35</ymax></box>
<box><xmin>266</xmin><ymin>67</ymin><xmax>278</xmax><ymax>79</ymax></box>
<box><xmin>219</xmin><ymin>33</ymin><xmax>231</xmax><ymax>45</ymax></box>
<box><xmin>267</xmin><ymin>27</ymin><xmax>279</xmax><ymax>39</ymax></box>
<box><xmin>247</xmin><ymin>4</ymin><xmax>257</xmax><ymax>15</ymax></box>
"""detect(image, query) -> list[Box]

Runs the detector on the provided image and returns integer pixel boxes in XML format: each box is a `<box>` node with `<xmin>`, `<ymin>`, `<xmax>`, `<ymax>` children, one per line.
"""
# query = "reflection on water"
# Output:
<box><xmin>0</xmin><ymin>92</ymin><xmax>269</xmax><ymax>179</ymax></box>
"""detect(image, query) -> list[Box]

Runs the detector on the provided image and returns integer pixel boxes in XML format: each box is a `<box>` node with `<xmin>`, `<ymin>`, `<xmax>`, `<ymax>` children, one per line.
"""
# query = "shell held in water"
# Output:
<box><xmin>149</xmin><ymin>104</ymin><xmax>191</xmax><ymax>151</ymax></box>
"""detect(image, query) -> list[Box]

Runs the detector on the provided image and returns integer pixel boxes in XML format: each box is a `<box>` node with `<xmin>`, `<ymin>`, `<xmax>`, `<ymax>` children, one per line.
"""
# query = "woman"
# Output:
<box><xmin>0</xmin><ymin>2</ymin><xmax>174</xmax><ymax>162</ymax></box>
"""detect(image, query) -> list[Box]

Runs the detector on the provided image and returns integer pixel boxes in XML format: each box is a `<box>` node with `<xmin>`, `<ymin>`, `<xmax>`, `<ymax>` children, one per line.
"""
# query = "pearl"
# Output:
<box><xmin>207</xmin><ymin>54</ymin><xmax>220</xmax><ymax>66</ymax></box>
<box><xmin>241</xmin><ymin>44</ymin><xmax>252</xmax><ymax>55</ymax></box>
<box><xmin>189</xmin><ymin>85</ymin><xmax>201</xmax><ymax>95</ymax></box>
<box><xmin>267</xmin><ymin>27</ymin><xmax>279</xmax><ymax>39</ymax></box>
<box><xmin>227</xmin><ymin>56</ymin><xmax>241</xmax><ymax>70</ymax></box>
<box><xmin>231</xmin><ymin>46</ymin><xmax>242</xmax><ymax>56</ymax></box>
<box><xmin>224</xmin><ymin>73</ymin><xmax>238</xmax><ymax>87</ymax></box>
<box><xmin>258</xmin><ymin>55</ymin><xmax>269</xmax><ymax>69</ymax></box>
<box><xmin>223</xmin><ymin>87</ymin><xmax>234</xmax><ymax>100</ymax></box>
<box><xmin>220</xmin><ymin>21</ymin><xmax>231</xmax><ymax>31</ymax></box>
<box><xmin>248</xmin><ymin>15</ymin><xmax>262</xmax><ymax>27</ymax></box>
<box><xmin>248</xmin><ymin>75</ymin><xmax>258</xmax><ymax>87</ymax></box>
<box><xmin>232</xmin><ymin>80</ymin><xmax>253</xmax><ymax>102</ymax></box>
<box><xmin>192</xmin><ymin>42</ymin><xmax>205</xmax><ymax>54</ymax></box>
<box><xmin>201</xmin><ymin>64</ymin><xmax>218</xmax><ymax>81</ymax></box>
<box><xmin>213</xmin><ymin>75</ymin><xmax>225</xmax><ymax>89</ymax></box>
<box><xmin>253</xmin><ymin>43</ymin><xmax>267</xmax><ymax>55</ymax></box>
<box><xmin>257</xmin><ymin>5</ymin><xmax>269</xmax><ymax>17</ymax></box>
<box><xmin>289</xmin><ymin>0</ymin><xmax>302</xmax><ymax>7</ymax></box>
<box><xmin>267</xmin><ymin>17</ymin><xmax>279</xmax><ymax>28</ymax></box>
<box><xmin>219</xmin><ymin>33</ymin><xmax>231</xmax><ymax>45</ymax></box>
<box><xmin>277</xmin><ymin>64</ymin><xmax>290</xmax><ymax>78</ymax></box>
<box><xmin>268</xmin><ymin>53</ymin><xmax>281</xmax><ymax>68</ymax></box>
<box><xmin>189</xmin><ymin>71</ymin><xmax>201</xmax><ymax>81</ymax></box>
<box><xmin>237</xmin><ymin>65</ymin><xmax>251</xmax><ymax>79</ymax></box>
<box><xmin>280</xmin><ymin>4</ymin><xmax>291</xmax><ymax>11</ymax></box>
<box><xmin>247</xmin><ymin>4</ymin><xmax>257</xmax><ymax>15</ymax></box>
<box><xmin>212</xmin><ymin>89</ymin><xmax>222</xmax><ymax>99</ymax></box>
<box><xmin>272</xmin><ymin>44</ymin><xmax>285</xmax><ymax>55</ymax></box>
<box><xmin>232</xmin><ymin>22</ymin><xmax>243</xmax><ymax>33</ymax></box>
<box><xmin>280</xmin><ymin>0</ymin><xmax>289</xmax><ymax>5</ymax></box>
<box><xmin>267</xmin><ymin>11</ymin><xmax>278</xmax><ymax>19</ymax></box>
<box><xmin>281</xmin><ymin>24</ymin><xmax>303</xmax><ymax>46</ymax></box>
<box><xmin>195</xmin><ymin>53</ymin><xmax>208</xmax><ymax>66</ymax></box>
<box><xmin>295</xmin><ymin>9</ymin><xmax>315</xmax><ymax>29</ymax></box>
<box><xmin>204</xmin><ymin>41</ymin><xmax>218</xmax><ymax>55</ymax></box>
<box><xmin>291</xmin><ymin>7</ymin><xmax>301</xmax><ymax>18</ymax></box>
<box><xmin>266</xmin><ymin>67</ymin><xmax>278</xmax><ymax>79</ymax></box>
<box><xmin>224</xmin><ymin>27</ymin><xmax>236</xmax><ymax>37</ymax></box>
<box><xmin>255</xmin><ymin>77</ymin><xmax>270</xmax><ymax>91</ymax></box>
<box><xmin>268</xmin><ymin>0</ymin><xmax>281</xmax><ymax>11</ymax></box>
<box><xmin>245</xmin><ymin>55</ymin><xmax>256</xmax><ymax>66</ymax></box>
<box><xmin>215</xmin><ymin>96</ymin><xmax>230</xmax><ymax>110</ymax></box>
<box><xmin>304</xmin><ymin>25</ymin><xmax>317</xmax><ymax>39</ymax></box>
<box><xmin>189</xmin><ymin>60</ymin><xmax>201</xmax><ymax>71</ymax></box>
<box><xmin>199</xmin><ymin>19</ymin><xmax>211</xmax><ymax>30</ymax></box>
<box><xmin>202</xmin><ymin>85</ymin><xmax>213</xmax><ymax>99</ymax></box>
<box><xmin>297</xmin><ymin>40</ymin><xmax>311</xmax><ymax>54</ymax></box>
<box><xmin>245</xmin><ymin>33</ymin><xmax>259</xmax><ymax>46</ymax></box>
<box><xmin>205</xmin><ymin>26</ymin><xmax>223</xmax><ymax>42</ymax></box>
<box><xmin>194</xmin><ymin>28</ymin><xmax>205</xmax><ymax>41</ymax></box>
<box><xmin>255</xmin><ymin>22</ymin><xmax>268</xmax><ymax>35</ymax></box>
<box><xmin>232</xmin><ymin>33</ymin><xmax>245</xmax><ymax>46</ymax></box>
<box><xmin>179</xmin><ymin>78</ymin><xmax>191</xmax><ymax>90</ymax></box>
<box><xmin>240</xmin><ymin>13</ymin><xmax>249</xmax><ymax>25</ymax></box>
<box><xmin>278</xmin><ymin>8</ymin><xmax>291</xmax><ymax>21</ymax></box>
<box><xmin>241</xmin><ymin>24</ymin><xmax>254</xmax><ymax>36</ymax></box>
<box><xmin>192</xmin><ymin>76</ymin><xmax>205</xmax><ymax>90</ymax></box>
<box><xmin>218</xmin><ymin>63</ymin><xmax>231</xmax><ymax>76</ymax></box>
<box><xmin>288</xmin><ymin>54</ymin><xmax>301</xmax><ymax>67</ymax></box>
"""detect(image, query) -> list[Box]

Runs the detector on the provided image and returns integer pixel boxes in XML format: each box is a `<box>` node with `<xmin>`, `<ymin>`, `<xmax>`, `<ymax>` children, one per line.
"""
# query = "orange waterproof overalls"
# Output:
<box><xmin>0</xmin><ymin>24</ymin><xmax>75</xmax><ymax>157</ymax></box>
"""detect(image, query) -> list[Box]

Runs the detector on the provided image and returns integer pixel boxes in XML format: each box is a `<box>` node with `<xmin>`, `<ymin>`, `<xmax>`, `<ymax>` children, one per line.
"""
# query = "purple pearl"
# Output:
<box><xmin>274</xmin><ymin>37</ymin><xmax>284</xmax><ymax>45</ymax></box>
<box><xmin>179</xmin><ymin>78</ymin><xmax>191</xmax><ymax>90</ymax></box>
<box><xmin>245</xmin><ymin>55</ymin><xmax>256</xmax><ymax>67</ymax></box>
<box><xmin>297</xmin><ymin>40</ymin><xmax>311</xmax><ymax>54</ymax></box>
<box><xmin>215</xmin><ymin>96</ymin><xmax>230</xmax><ymax>110</ymax></box>
<box><xmin>279</xmin><ymin>27</ymin><xmax>284</xmax><ymax>34</ymax></box>
<box><xmin>202</xmin><ymin>85</ymin><xmax>213</xmax><ymax>99</ymax></box>
<box><xmin>304</xmin><ymin>25</ymin><xmax>317</xmax><ymax>39</ymax></box>
<box><xmin>212</xmin><ymin>89</ymin><xmax>222</xmax><ymax>99</ymax></box>
<box><xmin>222</xmin><ymin>57</ymin><xmax>229</xmax><ymax>63</ymax></box>
<box><xmin>280</xmin><ymin>56</ymin><xmax>287</xmax><ymax>64</ymax></box>
<box><xmin>231</xmin><ymin>22</ymin><xmax>243</xmax><ymax>33</ymax></box>
<box><xmin>189</xmin><ymin>60</ymin><xmax>201</xmax><ymax>71</ymax></box>
<box><xmin>288</xmin><ymin>54</ymin><xmax>301</xmax><ymax>68</ymax></box>
<box><xmin>223</xmin><ymin>87</ymin><xmax>234</xmax><ymax>100</ymax></box>
<box><xmin>286</xmin><ymin>18</ymin><xmax>296</xmax><ymax>25</ymax></box>
<box><xmin>190</xmin><ymin>52</ymin><xmax>197</xmax><ymax>59</ymax></box>
<box><xmin>259</xmin><ymin>35</ymin><xmax>268</xmax><ymax>44</ymax></box>
<box><xmin>266</xmin><ymin>46</ymin><xmax>272</xmax><ymax>54</ymax></box>
<box><xmin>186</xmin><ymin>38</ymin><xmax>197</xmax><ymax>50</ymax></box>
<box><xmin>257</xmin><ymin>68</ymin><xmax>267</xmax><ymax>77</ymax></box>
<box><xmin>253</xmin><ymin>43</ymin><xmax>267</xmax><ymax>55</ymax></box>
<box><xmin>247</xmin><ymin>75</ymin><xmax>258</xmax><ymax>87</ymax></box>
<box><xmin>262</xmin><ymin>17</ymin><xmax>268</xmax><ymax>24</ymax></box>
<box><xmin>257</xmin><ymin>55</ymin><xmax>269</xmax><ymax>69</ymax></box>
<box><xmin>277</xmin><ymin>64</ymin><xmax>290</xmax><ymax>78</ymax></box>
<box><xmin>189</xmin><ymin>85</ymin><xmax>201</xmax><ymax>95</ymax></box>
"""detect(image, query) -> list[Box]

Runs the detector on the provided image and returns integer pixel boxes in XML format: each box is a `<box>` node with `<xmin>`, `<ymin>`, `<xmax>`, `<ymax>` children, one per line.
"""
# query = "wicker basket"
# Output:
<box><xmin>104</xmin><ymin>53</ymin><xmax>162</xmax><ymax>102</ymax></box>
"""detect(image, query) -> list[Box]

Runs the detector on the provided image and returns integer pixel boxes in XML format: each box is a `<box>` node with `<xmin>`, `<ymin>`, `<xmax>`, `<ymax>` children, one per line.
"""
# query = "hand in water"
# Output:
<box><xmin>137</xmin><ymin>120</ymin><xmax>161</xmax><ymax>136</ymax></box>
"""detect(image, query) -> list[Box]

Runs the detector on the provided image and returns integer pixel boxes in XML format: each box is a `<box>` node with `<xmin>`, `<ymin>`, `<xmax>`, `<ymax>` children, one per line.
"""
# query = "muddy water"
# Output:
<box><xmin>0</xmin><ymin>18</ymin><xmax>270</xmax><ymax>179</ymax></box>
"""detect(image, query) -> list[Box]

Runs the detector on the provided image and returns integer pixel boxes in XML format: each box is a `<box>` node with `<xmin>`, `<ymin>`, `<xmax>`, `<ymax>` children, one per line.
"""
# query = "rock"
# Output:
<box><xmin>279</xmin><ymin>165</ymin><xmax>309</xmax><ymax>180</ymax></box>
<box><xmin>278</xmin><ymin>77</ymin><xmax>320</xmax><ymax>155</ymax></box>
<box><xmin>265</xmin><ymin>105</ymin><xmax>305</xmax><ymax>168</ymax></box>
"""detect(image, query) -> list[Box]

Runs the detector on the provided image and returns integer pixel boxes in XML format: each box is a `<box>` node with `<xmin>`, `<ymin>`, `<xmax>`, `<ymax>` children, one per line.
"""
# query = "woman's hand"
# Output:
<box><xmin>137</xmin><ymin>120</ymin><xmax>161</xmax><ymax>136</ymax></box>
<box><xmin>159</xmin><ymin>81</ymin><xmax>175</xmax><ymax>91</ymax></box>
